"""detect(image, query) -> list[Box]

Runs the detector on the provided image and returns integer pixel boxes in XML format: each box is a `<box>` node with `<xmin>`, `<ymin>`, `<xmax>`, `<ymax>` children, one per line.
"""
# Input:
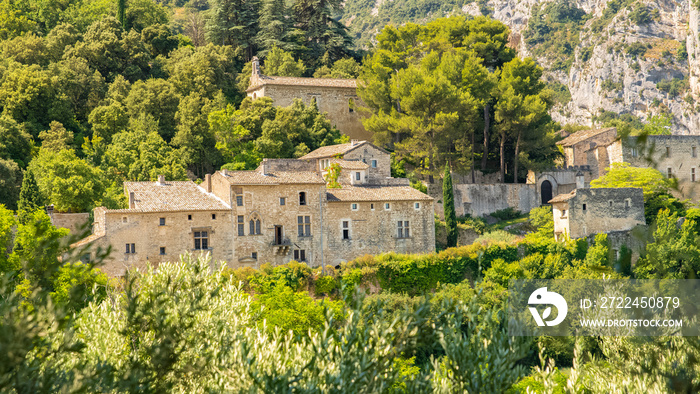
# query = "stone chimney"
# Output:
<box><xmin>252</xmin><ymin>56</ymin><xmax>260</xmax><ymax>77</ymax></box>
<box><xmin>575</xmin><ymin>171</ymin><xmax>585</xmax><ymax>189</ymax></box>
<box><xmin>129</xmin><ymin>192</ymin><xmax>135</xmax><ymax>209</ymax></box>
<box><xmin>261</xmin><ymin>158</ymin><xmax>269</xmax><ymax>175</ymax></box>
<box><xmin>205</xmin><ymin>173</ymin><xmax>212</xmax><ymax>193</ymax></box>
<box><xmin>351</xmin><ymin>139</ymin><xmax>360</xmax><ymax>146</ymax></box>
<box><xmin>157</xmin><ymin>174</ymin><xmax>165</xmax><ymax>185</ymax></box>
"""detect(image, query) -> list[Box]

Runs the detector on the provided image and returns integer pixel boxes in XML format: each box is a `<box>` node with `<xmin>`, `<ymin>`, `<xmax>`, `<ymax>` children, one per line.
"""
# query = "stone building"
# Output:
<box><xmin>246</xmin><ymin>57</ymin><xmax>371</xmax><ymax>141</ymax></box>
<box><xmin>556</xmin><ymin>127</ymin><xmax>617</xmax><ymax>169</ymax></box>
<box><xmin>549</xmin><ymin>187</ymin><xmax>645</xmax><ymax>241</ymax></box>
<box><xmin>75</xmin><ymin>142</ymin><xmax>435</xmax><ymax>275</ymax></box>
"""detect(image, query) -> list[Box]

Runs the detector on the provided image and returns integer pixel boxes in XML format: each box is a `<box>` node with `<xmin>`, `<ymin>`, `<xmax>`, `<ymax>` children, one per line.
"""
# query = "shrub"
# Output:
<box><xmin>629</xmin><ymin>4</ymin><xmax>652</xmax><ymax>25</ymax></box>
<box><xmin>314</xmin><ymin>275</ymin><xmax>339</xmax><ymax>296</ymax></box>
<box><xmin>490</xmin><ymin>207</ymin><xmax>522</xmax><ymax>221</ymax></box>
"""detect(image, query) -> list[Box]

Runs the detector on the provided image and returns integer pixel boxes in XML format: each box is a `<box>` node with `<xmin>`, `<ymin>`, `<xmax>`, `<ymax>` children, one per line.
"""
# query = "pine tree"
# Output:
<box><xmin>117</xmin><ymin>0</ymin><xmax>126</xmax><ymax>29</ymax></box>
<box><xmin>206</xmin><ymin>0</ymin><xmax>260</xmax><ymax>59</ymax></box>
<box><xmin>292</xmin><ymin>0</ymin><xmax>353</xmax><ymax>67</ymax></box>
<box><xmin>17</xmin><ymin>170</ymin><xmax>42</xmax><ymax>223</ymax></box>
<box><xmin>256</xmin><ymin>0</ymin><xmax>292</xmax><ymax>57</ymax></box>
<box><xmin>443</xmin><ymin>164</ymin><xmax>458</xmax><ymax>248</ymax></box>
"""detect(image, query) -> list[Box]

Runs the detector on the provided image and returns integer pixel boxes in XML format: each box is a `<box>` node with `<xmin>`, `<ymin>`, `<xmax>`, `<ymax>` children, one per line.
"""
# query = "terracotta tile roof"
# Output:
<box><xmin>71</xmin><ymin>233</ymin><xmax>104</xmax><ymax>248</ymax></box>
<box><xmin>326</xmin><ymin>185</ymin><xmax>433</xmax><ymax>202</ymax></box>
<box><xmin>300</xmin><ymin>141</ymin><xmax>389</xmax><ymax>160</ymax></box>
<box><xmin>247</xmin><ymin>74</ymin><xmax>356</xmax><ymax>91</ymax></box>
<box><xmin>548</xmin><ymin>190</ymin><xmax>576</xmax><ymax>203</ymax></box>
<box><xmin>330</xmin><ymin>159</ymin><xmax>369</xmax><ymax>170</ymax></box>
<box><xmin>122</xmin><ymin>181</ymin><xmax>231</xmax><ymax>212</ymax></box>
<box><xmin>556</xmin><ymin>127</ymin><xmax>617</xmax><ymax>147</ymax></box>
<box><xmin>220</xmin><ymin>169</ymin><xmax>325</xmax><ymax>185</ymax></box>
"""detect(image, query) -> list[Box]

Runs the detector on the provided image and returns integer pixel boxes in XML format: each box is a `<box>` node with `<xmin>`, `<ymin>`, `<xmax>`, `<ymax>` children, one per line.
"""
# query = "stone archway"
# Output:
<box><xmin>541</xmin><ymin>180</ymin><xmax>553</xmax><ymax>205</ymax></box>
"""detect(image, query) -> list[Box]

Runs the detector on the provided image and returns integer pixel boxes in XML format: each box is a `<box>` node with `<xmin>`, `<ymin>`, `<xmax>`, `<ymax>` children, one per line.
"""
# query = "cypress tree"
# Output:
<box><xmin>117</xmin><ymin>0</ymin><xmax>126</xmax><ymax>29</ymax></box>
<box><xmin>17</xmin><ymin>170</ymin><xmax>42</xmax><ymax>223</ymax></box>
<box><xmin>443</xmin><ymin>164</ymin><xmax>458</xmax><ymax>248</ymax></box>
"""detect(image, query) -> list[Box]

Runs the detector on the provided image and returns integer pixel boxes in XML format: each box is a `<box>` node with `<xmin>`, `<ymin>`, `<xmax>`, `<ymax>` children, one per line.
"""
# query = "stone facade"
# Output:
<box><xmin>557</xmin><ymin>127</ymin><xmax>618</xmax><ymax>168</ymax></box>
<box><xmin>429</xmin><ymin>183</ymin><xmax>538</xmax><ymax>218</ymax></box>
<box><xmin>549</xmin><ymin>187</ymin><xmax>645</xmax><ymax>241</ymax></box>
<box><xmin>75</xmin><ymin>143</ymin><xmax>435</xmax><ymax>275</ymax></box>
<box><xmin>247</xmin><ymin>57</ymin><xmax>371</xmax><ymax>141</ymax></box>
<box><xmin>47</xmin><ymin>209</ymin><xmax>90</xmax><ymax>235</ymax></box>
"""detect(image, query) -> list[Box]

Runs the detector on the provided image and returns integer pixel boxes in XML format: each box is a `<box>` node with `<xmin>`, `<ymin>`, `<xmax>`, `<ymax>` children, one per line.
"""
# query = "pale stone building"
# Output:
<box><xmin>246</xmin><ymin>57</ymin><xmax>371</xmax><ymax>141</ymax></box>
<box><xmin>549</xmin><ymin>187</ymin><xmax>645</xmax><ymax>241</ymax></box>
<box><xmin>75</xmin><ymin>142</ymin><xmax>435</xmax><ymax>275</ymax></box>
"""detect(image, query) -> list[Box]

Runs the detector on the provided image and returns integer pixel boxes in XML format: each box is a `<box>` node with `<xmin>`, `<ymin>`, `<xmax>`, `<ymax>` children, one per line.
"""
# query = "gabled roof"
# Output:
<box><xmin>556</xmin><ymin>127</ymin><xmax>617</xmax><ymax>147</ymax></box>
<box><xmin>219</xmin><ymin>169</ymin><xmax>325</xmax><ymax>185</ymax></box>
<box><xmin>247</xmin><ymin>74</ymin><xmax>357</xmax><ymax>92</ymax></box>
<box><xmin>300</xmin><ymin>141</ymin><xmax>389</xmax><ymax>160</ymax></box>
<box><xmin>122</xmin><ymin>181</ymin><xmax>230</xmax><ymax>212</ymax></box>
<box><xmin>329</xmin><ymin>159</ymin><xmax>369</xmax><ymax>170</ymax></box>
<box><xmin>548</xmin><ymin>190</ymin><xmax>576</xmax><ymax>204</ymax></box>
<box><xmin>326</xmin><ymin>186</ymin><xmax>433</xmax><ymax>202</ymax></box>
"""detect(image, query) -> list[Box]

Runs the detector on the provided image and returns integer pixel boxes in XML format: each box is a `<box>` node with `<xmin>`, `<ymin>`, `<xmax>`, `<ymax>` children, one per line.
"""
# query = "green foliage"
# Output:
<box><xmin>490</xmin><ymin>207</ymin><xmax>522</xmax><ymax>221</ymax></box>
<box><xmin>643</xmin><ymin>113</ymin><xmax>672</xmax><ymax>135</ymax></box>
<box><xmin>50</xmin><ymin>262</ymin><xmax>109</xmax><ymax>313</ymax></box>
<box><xmin>656</xmin><ymin>77</ymin><xmax>688</xmax><ymax>97</ymax></box>
<box><xmin>546</xmin><ymin>81</ymin><xmax>572</xmax><ymax>106</ymax></box>
<box><xmin>443</xmin><ymin>164</ymin><xmax>458</xmax><ymax>248</ymax></box>
<box><xmin>38</xmin><ymin>121</ymin><xmax>73</xmax><ymax>152</ymax></box>
<box><xmin>528</xmin><ymin>205</ymin><xmax>554</xmax><ymax>238</ymax></box>
<box><xmin>324</xmin><ymin>162</ymin><xmax>342</xmax><ymax>188</ymax></box>
<box><xmin>590</xmin><ymin>162</ymin><xmax>670</xmax><ymax>199</ymax></box>
<box><xmin>17</xmin><ymin>169</ymin><xmax>41</xmax><ymax>221</ymax></box>
<box><xmin>625</xmin><ymin>42</ymin><xmax>650</xmax><ymax>59</ymax></box>
<box><xmin>0</xmin><ymin>115</ymin><xmax>33</xmax><ymax>168</ymax></box>
<box><xmin>629</xmin><ymin>4</ymin><xmax>652</xmax><ymax>25</ymax></box>
<box><xmin>0</xmin><ymin>159</ymin><xmax>21</xmax><ymax>210</ymax></box>
<box><xmin>475</xmin><ymin>230</ymin><xmax>518</xmax><ymax>245</ymax></box>
<box><xmin>263</xmin><ymin>46</ymin><xmax>306</xmax><ymax>77</ymax></box>
<box><xmin>583</xmin><ymin>233</ymin><xmax>610</xmax><ymax>267</ymax></box>
<box><xmin>0</xmin><ymin>204</ymin><xmax>16</xmax><ymax>273</ymax></box>
<box><xmin>314</xmin><ymin>275</ymin><xmax>339</xmax><ymax>296</ymax></box>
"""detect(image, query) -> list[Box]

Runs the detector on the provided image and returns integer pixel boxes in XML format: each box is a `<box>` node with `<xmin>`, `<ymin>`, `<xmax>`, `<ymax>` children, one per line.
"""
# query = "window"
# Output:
<box><xmin>693</xmin><ymin>168</ymin><xmax>697</xmax><ymax>182</ymax></box>
<box><xmin>693</xmin><ymin>146</ymin><xmax>697</xmax><ymax>158</ymax></box>
<box><xmin>384</xmin><ymin>203</ymin><xmax>391</xmax><ymax>210</ymax></box>
<box><xmin>561</xmin><ymin>210</ymin><xmax>567</xmax><ymax>218</ymax></box>
<box><xmin>125</xmin><ymin>243</ymin><xmax>135</xmax><ymax>254</ymax></box>
<box><xmin>667</xmin><ymin>167</ymin><xmax>673</xmax><ymax>178</ymax></box>
<box><xmin>160</xmin><ymin>247</ymin><xmax>166</xmax><ymax>255</ymax></box>
<box><xmin>351</xmin><ymin>203</ymin><xmax>359</xmax><ymax>211</ymax></box>
<box><xmin>625</xmin><ymin>199</ymin><xmax>630</xmax><ymax>208</ymax></box>
<box><xmin>236</xmin><ymin>195</ymin><xmax>243</xmax><ymax>206</ymax></box>
<box><xmin>159</xmin><ymin>217</ymin><xmax>166</xmax><ymax>226</ymax></box>
<box><xmin>582</xmin><ymin>203</ymin><xmax>587</xmax><ymax>211</ymax></box>
<box><xmin>631</xmin><ymin>148</ymin><xmax>638</xmax><ymax>158</ymax></box>
<box><xmin>237</xmin><ymin>216</ymin><xmax>245</xmax><ymax>236</ymax></box>
<box><xmin>348</xmin><ymin>98</ymin><xmax>354</xmax><ymax>113</ymax></box>
<box><xmin>666</xmin><ymin>146</ymin><xmax>671</xmax><ymax>157</ymax></box>
<box><xmin>299</xmin><ymin>192</ymin><xmax>306</xmax><ymax>205</ymax></box>
<box><xmin>414</xmin><ymin>202</ymin><xmax>421</xmax><ymax>210</ymax></box>
<box><xmin>370</xmin><ymin>203</ymin><xmax>374</xmax><ymax>210</ymax></box>
<box><xmin>188</xmin><ymin>214</ymin><xmax>192</xmax><ymax>220</ymax></box>
<box><xmin>397</xmin><ymin>221</ymin><xmax>410</xmax><ymax>238</ymax></box>
<box><xmin>249</xmin><ymin>218</ymin><xmax>261</xmax><ymax>235</ymax></box>
<box><xmin>371</xmin><ymin>160</ymin><xmax>377</xmax><ymax>168</ymax></box>
<box><xmin>609</xmin><ymin>200</ymin><xmax>613</xmax><ymax>207</ymax></box>
<box><xmin>122</xmin><ymin>217</ymin><xmax>127</xmax><ymax>223</ymax></box>
<box><xmin>194</xmin><ymin>231</ymin><xmax>209</xmax><ymax>250</ymax></box>
<box><xmin>294</xmin><ymin>249</ymin><xmax>307</xmax><ymax>262</ymax></box>
<box><xmin>298</xmin><ymin>216</ymin><xmax>311</xmax><ymax>236</ymax></box>
<box><xmin>212</xmin><ymin>214</ymin><xmax>216</xmax><ymax>220</ymax></box>
<box><xmin>252</xmin><ymin>252</ymin><xmax>257</xmax><ymax>260</ymax></box>
<box><xmin>355</xmin><ymin>172</ymin><xmax>361</xmax><ymax>181</ymax></box>
<box><xmin>280</xmin><ymin>197</ymin><xmax>286</xmax><ymax>206</ymax></box>
<box><xmin>342</xmin><ymin>220</ymin><xmax>350</xmax><ymax>240</ymax></box>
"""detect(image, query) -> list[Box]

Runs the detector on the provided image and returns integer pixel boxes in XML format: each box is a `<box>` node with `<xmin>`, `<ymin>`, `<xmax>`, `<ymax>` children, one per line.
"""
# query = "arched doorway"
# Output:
<box><xmin>541</xmin><ymin>180</ymin><xmax>553</xmax><ymax>205</ymax></box>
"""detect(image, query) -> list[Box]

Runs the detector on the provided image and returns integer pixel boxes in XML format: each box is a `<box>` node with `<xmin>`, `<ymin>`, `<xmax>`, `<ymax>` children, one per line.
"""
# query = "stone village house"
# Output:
<box><xmin>74</xmin><ymin>141</ymin><xmax>435</xmax><ymax>276</ymax></box>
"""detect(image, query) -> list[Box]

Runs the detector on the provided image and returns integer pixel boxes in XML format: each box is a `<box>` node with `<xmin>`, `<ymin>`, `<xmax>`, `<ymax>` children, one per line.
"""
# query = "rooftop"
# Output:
<box><xmin>556</xmin><ymin>127</ymin><xmax>617</xmax><ymax>147</ymax></box>
<box><xmin>326</xmin><ymin>185</ymin><xmax>433</xmax><ymax>202</ymax></box>
<box><xmin>220</xmin><ymin>168</ymin><xmax>326</xmax><ymax>185</ymax></box>
<box><xmin>301</xmin><ymin>140</ymin><xmax>388</xmax><ymax>160</ymax></box>
<box><xmin>329</xmin><ymin>158</ymin><xmax>369</xmax><ymax>170</ymax></box>
<box><xmin>247</xmin><ymin>74</ymin><xmax>357</xmax><ymax>92</ymax></box>
<box><xmin>548</xmin><ymin>190</ymin><xmax>576</xmax><ymax>204</ymax></box>
<box><xmin>122</xmin><ymin>181</ymin><xmax>230</xmax><ymax>212</ymax></box>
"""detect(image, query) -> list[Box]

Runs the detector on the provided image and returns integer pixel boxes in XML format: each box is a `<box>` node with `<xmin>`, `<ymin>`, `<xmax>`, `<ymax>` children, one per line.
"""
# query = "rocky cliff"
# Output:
<box><xmin>342</xmin><ymin>0</ymin><xmax>700</xmax><ymax>134</ymax></box>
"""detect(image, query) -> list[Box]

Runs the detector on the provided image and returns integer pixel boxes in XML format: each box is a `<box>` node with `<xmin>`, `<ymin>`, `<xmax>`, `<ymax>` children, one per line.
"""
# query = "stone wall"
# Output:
<box><xmin>585</xmin><ymin>226</ymin><xmax>648</xmax><ymax>267</ymax></box>
<box><xmin>248</xmin><ymin>84</ymin><xmax>371</xmax><ymax>141</ymax></box>
<box><xmin>563</xmin><ymin>128</ymin><xmax>617</xmax><ymax>167</ymax></box>
<box><xmin>429</xmin><ymin>182</ymin><xmax>538</xmax><ymax>218</ymax></box>
<box><xmin>343</xmin><ymin>144</ymin><xmax>392</xmax><ymax>181</ymax></box>
<box><xmin>49</xmin><ymin>212</ymin><xmax>90</xmax><ymax>235</ymax></box>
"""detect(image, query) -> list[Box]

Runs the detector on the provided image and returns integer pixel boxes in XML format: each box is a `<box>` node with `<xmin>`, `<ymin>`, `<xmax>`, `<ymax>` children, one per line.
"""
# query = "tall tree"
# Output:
<box><xmin>117</xmin><ymin>0</ymin><xmax>126</xmax><ymax>28</ymax></box>
<box><xmin>255</xmin><ymin>0</ymin><xmax>292</xmax><ymax>57</ymax></box>
<box><xmin>0</xmin><ymin>159</ymin><xmax>21</xmax><ymax>211</ymax></box>
<box><xmin>443</xmin><ymin>164</ymin><xmax>458</xmax><ymax>248</ymax></box>
<box><xmin>206</xmin><ymin>0</ymin><xmax>260</xmax><ymax>59</ymax></box>
<box><xmin>17</xmin><ymin>169</ymin><xmax>41</xmax><ymax>222</ymax></box>
<box><xmin>292</xmin><ymin>0</ymin><xmax>353</xmax><ymax>66</ymax></box>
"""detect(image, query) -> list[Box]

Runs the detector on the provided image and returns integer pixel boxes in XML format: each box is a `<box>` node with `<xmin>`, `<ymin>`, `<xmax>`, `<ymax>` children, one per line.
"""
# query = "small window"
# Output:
<box><xmin>160</xmin><ymin>247</ymin><xmax>166</xmax><ymax>255</ymax></box>
<box><xmin>693</xmin><ymin>146</ymin><xmax>697</xmax><ymax>158</ymax></box>
<box><xmin>298</xmin><ymin>216</ymin><xmax>311</xmax><ymax>236</ymax></box>
<box><xmin>666</xmin><ymin>146</ymin><xmax>671</xmax><ymax>157</ymax></box>
<box><xmin>299</xmin><ymin>192</ymin><xmax>306</xmax><ymax>206</ymax></box>
<box><xmin>294</xmin><ymin>249</ymin><xmax>307</xmax><ymax>262</ymax></box>
<box><xmin>351</xmin><ymin>203</ymin><xmax>359</xmax><ymax>211</ymax></box>
<box><xmin>370</xmin><ymin>203</ymin><xmax>374</xmax><ymax>210</ymax></box>
<box><xmin>609</xmin><ymin>200</ymin><xmax>614</xmax><ymax>207</ymax></box>
<box><xmin>125</xmin><ymin>243</ymin><xmax>135</xmax><ymax>254</ymax></box>
<box><xmin>397</xmin><ymin>221</ymin><xmax>410</xmax><ymax>238</ymax></box>
<box><xmin>188</xmin><ymin>214</ymin><xmax>192</xmax><ymax>220</ymax></box>
<box><xmin>122</xmin><ymin>217</ymin><xmax>127</xmax><ymax>223</ymax></box>
<box><xmin>667</xmin><ymin>167</ymin><xmax>673</xmax><ymax>178</ymax></box>
<box><xmin>159</xmin><ymin>217</ymin><xmax>166</xmax><ymax>226</ymax></box>
<box><xmin>631</xmin><ymin>147</ymin><xmax>638</xmax><ymax>158</ymax></box>
<box><xmin>212</xmin><ymin>214</ymin><xmax>216</xmax><ymax>220</ymax></box>
<box><xmin>693</xmin><ymin>168</ymin><xmax>697</xmax><ymax>182</ymax></box>
<box><xmin>561</xmin><ymin>210</ymin><xmax>567</xmax><ymax>218</ymax></box>
<box><xmin>582</xmin><ymin>203</ymin><xmax>587</xmax><ymax>211</ymax></box>
<box><xmin>342</xmin><ymin>220</ymin><xmax>350</xmax><ymax>240</ymax></box>
<box><xmin>252</xmin><ymin>252</ymin><xmax>257</xmax><ymax>260</ymax></box>
<box><xmin>236</xmin><ymin>195</ymin><xmax>244</xmax><ymax>206</ymax></box>
<box><xmin>237</xmin><ymin>216</ymin><xmax>245</xmax><ymax>236</ymax></box>
<box><xmin>280</xmin><ymin>197</ymin><xmax>286</xmax><ymax>206</ymax></box>
<box><xmin>625</xmin><ymin>199</ymin><xmax>631</xmax><ymax>208</ymax></box>
<box><xmin>355</xmin><ymin>172</ymin><xmax>361</xmax><ymax>181</ymax></box>
<box><xmin>371</xmin><ymin>160</ymin><xmax>377</xmax><ymax>168</ymax></box>
<box><xmin>194</xmin><ymin>231</ymin><xmax>209</xmax><ymax>250</ymax></box>
<box><xmin>384</xmin><ymin>203</ymin><xmax>391</xmax><ymax>210</ymax></box>
<box><xmin>414</xmin><ymin>202</ymin><xmax>421</xmax><ymax>210</ymax></box>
